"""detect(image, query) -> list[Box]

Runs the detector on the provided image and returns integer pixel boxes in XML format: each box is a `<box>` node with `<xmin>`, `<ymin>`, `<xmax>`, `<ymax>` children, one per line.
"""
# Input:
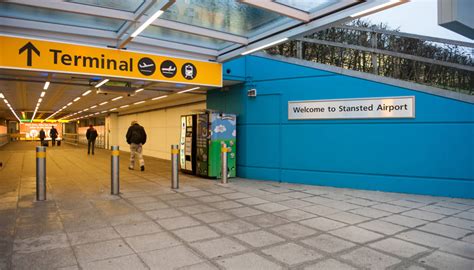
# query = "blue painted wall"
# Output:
<box><xmin>209</xmin><ymin>56</ymin><xmax>474</xmax><ymax>198</ymax></box>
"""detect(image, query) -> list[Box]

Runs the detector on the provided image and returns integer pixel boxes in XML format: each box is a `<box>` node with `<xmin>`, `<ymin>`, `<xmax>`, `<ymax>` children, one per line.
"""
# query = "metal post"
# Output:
<box><xmin>171</xmin><ymin>145</ymin><xmax>179</xmax><ymax>189</ymax></box>
<box><xmin>221</xmin><ymin>143</ymin><xmax>228</xmax><ymax>184</ymax></box>
<box><xmin>111</xmin><ymin>146</ymin><xmax>120</xmax><ymax>195</ymax></box>
<box><xmin>36</xmin><ymin>146</ymin><xmax>46</xmax><ymax>201</ymax></box>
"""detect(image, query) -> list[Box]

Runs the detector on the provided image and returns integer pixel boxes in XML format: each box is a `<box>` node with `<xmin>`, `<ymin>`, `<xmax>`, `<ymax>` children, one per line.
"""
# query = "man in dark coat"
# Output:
<box><xmin>49</xmin><ymin>126</ymin><xmax>58</xmax><ymax>146</ymax></box>
<box><xmin>39</xmin><ymin>128</ymin><xmax>46</xmax><ymax>146</ymax></box>
<box><xmin>126</xmin><ymin>120</ymin><xmax>147</xmax><ymax>171</ymax></box>
<box><xmin>86</xmin><ymin>125</ymin><xmax>98</xmax><ymax>155</ymax></box>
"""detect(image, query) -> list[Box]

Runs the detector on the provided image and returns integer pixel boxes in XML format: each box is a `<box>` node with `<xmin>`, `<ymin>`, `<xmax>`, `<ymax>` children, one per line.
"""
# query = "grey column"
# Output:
<box><xmin>171</xmin><ymin>145</ymin><xmax>179</xmax><ymax>189</ymax></box>
<box><xmin>111</xmin><ymin>145</ymin><xmax>120</xmax><ymax>195</ymax></box>
<box><xmin>36</xmin><ymin>146</ymin><xmax>46</xmax><ymax>201</ymax></box>
<box><xmin>221</xmin><ymin>143</ymin><xmax>228</xmax><ymax>184</ymax></box>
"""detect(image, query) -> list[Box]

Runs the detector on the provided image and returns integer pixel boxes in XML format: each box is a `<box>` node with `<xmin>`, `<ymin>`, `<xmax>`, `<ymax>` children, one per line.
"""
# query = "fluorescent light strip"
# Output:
<box><xmin>112</xmin><ymin>96</ymin><xmax>123</xmax><ymax>101</ymax></box>
<box><xmin>134</xmin><ymin>101</ymin><xmax>145</xmax><ymax>105</ymax></box>
<box><xmin>241</xmin><ymin>38</ymin><xmax>289</xmax><ymax>55</ymax></box>
<box><xmin>94</xmin><ymin>79</ymin><xmax>109</xmax><ymax>88</ymax></box>
<box><xmin>152</xmin><ymin>95</ymin><xmax>168</xmax><ymax>100</ymax></box>
<box><xmin>131</xmin><ymin>10</ymin><xmax>164</xmax><ymax>38</ymax></box>
<box><xmin>82</xmin><ymin>90</ymin><xmax>92</xmax><ymax>96</ymax></box>
<box><xmin>43</xmin><ymin>81</ymin><xmax>50</xmax><ymax>90</ymax></box>
<box><xmin>40</xmin><ymin>91</ymin><xmax>46</xmax><ymax>97</ymax></box>
<box><xmin>109</xmin><ymin>108</ymin><xmax>117</xmax><ymax>111</ymax></box>
<box><xmin>67</xmin><ymin>102</ymin><xmax>73</xmax><ymax>106</ymax></box>
<box><xmin>38</xmin><ymin>98</ymin><xmax>42</xmax><ymax>103</ymax></box>
<box><xmin>0</xmin><ymin>93</ymin><xmax>5</xmax><ymax>98</ymax></box>
<box><xmin>350</xmin><ymin>0</ymin><xmax>401</xmax><ymax>18</ymax></box>
<box><xmin>73</xmin><ymin>97</ymin><xmax>80</xmax><ymax>102</ymax></box>
<box><xmin>90</xmin><ymin>105</ymin><xmax>97</xmax><ymax>109</ymax></box>
<box><xmin>99</xmin><ymin>101</ymin><xmax>108</xmax><ymax>106</ymax></box>
<box><xmin>177</xmin><ymin>87</ymin><xmax>200</xmax><ymax>94</ymax></box>
<box><xmin>135</xmin><ymin>88</ymin><xmax>144</xmax><ymax>93</ymax></box>
<box><xmin>120</xmin><ymin>105</ymin><xmax>129</xmax><ymax>108</ymax></box>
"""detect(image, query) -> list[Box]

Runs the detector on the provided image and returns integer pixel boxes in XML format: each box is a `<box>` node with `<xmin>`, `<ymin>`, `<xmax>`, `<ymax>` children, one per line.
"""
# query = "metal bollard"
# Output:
<box><xmin>36</xmin><ymin>146</ymin><xmax>46</xmax><ymax>201</ymax></box>
<box><xmin>221</xmin><ymin>143</ymin><xmax>229</xmax><ymax>184</ymax></box>
<box><xmin>111</xmin><ymin>146</ymin><xmax>120</xmax><ymax>195</ymax></box>
<box><xmin>171</xmin><ymin>145</ymin><xmax>179</xmax><ymax>189</ymax></box>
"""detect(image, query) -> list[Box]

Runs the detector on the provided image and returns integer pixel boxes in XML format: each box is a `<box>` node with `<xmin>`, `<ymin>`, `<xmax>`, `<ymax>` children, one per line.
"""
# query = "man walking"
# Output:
<box><xmin>49</xmin><ymin>126</ymin><xmax>58</xmax><ymax>146</ymax></box>
<box><xmin>86</xmin><ymin>125</ymin><xmax>98</xmax><ymax>155</ymax></box>
<box><xmin>126</xmin><ymin>120</ymin><xmax>147</xmax><ymax>171</ymax></box>
<box><xmin>39</xmin><ymin>128</ymin><xmax>46</xmax><ymax>146</ymax></box>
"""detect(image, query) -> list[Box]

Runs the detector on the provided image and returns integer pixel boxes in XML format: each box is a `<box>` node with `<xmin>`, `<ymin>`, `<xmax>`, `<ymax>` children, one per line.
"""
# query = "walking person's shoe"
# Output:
<box><xmin>140</xmin><ymin>165</ymin><xmax>145</xmax><ymax>171</ymax></box>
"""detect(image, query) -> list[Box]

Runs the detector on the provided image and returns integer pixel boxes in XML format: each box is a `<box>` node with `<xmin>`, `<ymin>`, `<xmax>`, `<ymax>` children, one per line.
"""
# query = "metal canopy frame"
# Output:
<box><xmin>0</xmin><ymin>0</ymin><xmax>405</xmax><ymax>62</ymax></box>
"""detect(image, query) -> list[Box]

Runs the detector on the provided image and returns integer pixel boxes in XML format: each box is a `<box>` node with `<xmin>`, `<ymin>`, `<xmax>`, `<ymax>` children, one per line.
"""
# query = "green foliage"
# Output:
<box><xmin>266</xmin><ymin>19</ymin><xmax>473</xmax><ymax>94</ymax></box>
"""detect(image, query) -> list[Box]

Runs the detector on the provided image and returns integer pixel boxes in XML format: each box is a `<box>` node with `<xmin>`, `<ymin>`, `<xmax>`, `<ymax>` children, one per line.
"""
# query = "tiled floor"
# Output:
<box><xmin>0</xmin><ymin>141</ymin><xmax>473</xmax><ymax>270</ymax></box>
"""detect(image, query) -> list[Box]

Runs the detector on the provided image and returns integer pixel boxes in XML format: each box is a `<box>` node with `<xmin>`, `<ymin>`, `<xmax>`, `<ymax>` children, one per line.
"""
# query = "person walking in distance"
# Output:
<box><xmin>49</xmin><ymin>126</ymin><xmax>58</xmax><ymax>146</ymax></box>
<box><xmin>39</xmin><ymin>128</ymin><xmax>46</xmax><ymax>146</ymax></box>
<box><xmin>86</xmin><ymin>125</ymin><xmax>98</xmax><ymax>155</ymax></box>
<box><xmin>126</xmin><ymin>121</ymin><xmax>147</xmax><ymax>171</ymax></box>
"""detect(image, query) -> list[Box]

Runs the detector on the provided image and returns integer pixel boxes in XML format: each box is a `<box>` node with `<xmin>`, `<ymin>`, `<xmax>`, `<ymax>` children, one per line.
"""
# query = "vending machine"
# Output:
<box><xmin>179</xmin><ymin>115</ymin><xmax>196</xmax><ymax>174</ymax></box>
<box><xmin>180</xmin><ymin>112</ymin><xmax>236</xmax><ymax>179</ymax></box>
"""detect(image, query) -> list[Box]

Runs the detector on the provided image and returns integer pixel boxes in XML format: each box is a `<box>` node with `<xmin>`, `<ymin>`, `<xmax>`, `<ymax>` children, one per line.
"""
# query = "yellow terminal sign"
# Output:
<box><xmin>0</xmin><ymin>35</ymin><xmax>222</xmax><ymax>87</ymax></box>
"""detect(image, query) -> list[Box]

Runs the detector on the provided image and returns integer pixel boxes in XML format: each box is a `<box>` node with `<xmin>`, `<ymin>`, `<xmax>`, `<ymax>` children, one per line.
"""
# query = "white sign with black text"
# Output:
<box><xmin>288</xmin><ymin>96</ymin><xmax>415</xmax><ymax>120</ymax></box>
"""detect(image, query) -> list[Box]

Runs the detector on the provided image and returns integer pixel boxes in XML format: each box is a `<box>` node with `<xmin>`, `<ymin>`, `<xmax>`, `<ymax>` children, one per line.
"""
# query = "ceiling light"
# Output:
<box><xmin>38</xmin><ymin>98</ymin><xmax>42</xmax><ymax>103</ymax></box>
<box><xmin>4</xmin><ymin>99</ymin><xmax>8</xmax><ymax>104</ymax></box>
<box><xmin>90</xmin><ymin>105</ymin><xmax>97</xmax><ymax>109</ymax></box>
<box><xmin>134</xmin><ymin>101</ymin><xmax>145</xmax><ymax>105</ymax></box>
<box><xmin>110</xmin><ymin>108</ymin><xmax>117</xmax><ymax>111</ymax></box>
<box><xmin>83</xmin><ymin>108</ymin><xmax>89</xmax><ymax>111</ymax></box>
<box><xmin>177</xmin><ymin>87</ymin><xmax>200</xmax><ymax>94</ymax></box>
<box><xmin>73</xmin><ymin>97</ymin><xmax>80</xmax><ymax>102</ymax></box>
<box><xmin>82</xmin><ymin>90</ymin><xmax>92</xmax><ymax>96</ymax></box>
<box><xmin>94</xmin><ymin>79</ymin><xmax>109</xmax><ymax>88</ymax></box>
<box><xmin>112</xmin><ymin>96</ymin><xmax>123</xmax><ymax>101</ymax></box>
<box><xmin>152</xmin><ymin>95</ymin><xmax>168</xmax><ymax>100</ymax></box>
<box><xmin>62</xmin><ymin>106</ymin><xmax>67</xmax><ymax>109</ymax></box>
<box><xmin>43</xmin><ymin>81</ymin><xmax>50</xmax><ymax>90</ymax></box>
<box><xmin>350</xmin><ymin>0</ymin><xmax>401</xmax><ymax>18</ymax></box>
<box><xmin>241</xmin><ymin>38</ymin><xmax>288</xmax><ymax>55</ymax></box>
<box><xmin>40</xmin><ymin>91</ymin><xmax>46</xmax><ymax>97</ymax></box>
<box><xmin>0</xmin><ymin>93</ymin><xmax>4</xmax><ymax>98</ymax></box>
<box><xmin>67</xmin><ymin>102</ymin><xmax>73</xmax><ymax>106</ymax></box>
<box><xmin>78</xmin><ymin>110</ymin><xmax>83</xmax><ymax>113</ymax></box>
<box><xmin>101</xmin><ymin>111</ymin><xmax>107</xmax><ymax>113</ymax></box>
<box><xmin>131</xmin><ymin>10</ymin><xmax>164</xmax><ymax>38</ymax></box>
<box><xmin>99</xmin><ymin>101</ymin><xmax>108</xmax><ymax>106</ymax></box>
<box><xmin>120</xmin><ymin>105</ymin><xmax>129</xmax><ymax>108</ymax></box>
<box><xmin>135</xmin><ymin>88</ymin><xmax>144</xmax><ymax>93</ymax></box>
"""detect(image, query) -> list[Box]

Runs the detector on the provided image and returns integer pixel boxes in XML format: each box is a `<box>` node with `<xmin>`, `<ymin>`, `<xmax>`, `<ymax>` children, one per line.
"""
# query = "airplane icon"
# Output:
<box><xmin>139</xmin><ymin>62</ymin><xmax>155</xmax><ymax>69</ymax></box>
<box><xmin>162</xmin><ymin>66</ymin><xmax>176</xmax><ymax>73</ymax></box>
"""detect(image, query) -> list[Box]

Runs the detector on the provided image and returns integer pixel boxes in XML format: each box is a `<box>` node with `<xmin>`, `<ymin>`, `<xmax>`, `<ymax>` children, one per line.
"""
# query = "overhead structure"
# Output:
<box><xmin>0</xmin><ymin>0</ymin><xmax>407</xmax><ymax>62</ymax></box>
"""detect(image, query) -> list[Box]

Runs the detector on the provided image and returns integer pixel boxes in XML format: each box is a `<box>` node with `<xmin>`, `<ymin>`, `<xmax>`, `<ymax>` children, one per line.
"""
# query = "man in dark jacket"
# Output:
<box><xmin>86</xmin><ymin>125</ymin><xmax>98</xmax><ymax>155</ymax></box>
<box><xmin>126</xmin><ymin>120</ymin><xmax>147</xmax><ymax>171</ymax></box>
<box><xmin>39</xmin><ymin>128</ymin><xmax>46</xmax><ymax>146</ymax></box>
<box><xmin>49</xmin><ymin>126</ymin><xmax>58</xmax><ymax>146</ymax></box>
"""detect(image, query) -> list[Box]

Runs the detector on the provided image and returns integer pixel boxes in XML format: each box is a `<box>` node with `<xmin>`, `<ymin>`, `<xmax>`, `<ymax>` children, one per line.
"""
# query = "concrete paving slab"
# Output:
<box><xmin>301</xmin><ymin>234</ymin><xmax>356</xmax><ymax>253</ymax></box>
<box><xmin>304</xmin><ymin>258</ymin><xmax>356</xmax><ymax>270</ymax></box>
<box><xmin>80</xmin><ymin>254</ymin><xmax>148</xmax><ymax>270</ymax></box>
<box><xmin>189</xmin><ymin>237</ymin><xmax>247</xmax><ymax>259</ymax></box>
<box><xmin>73</xmin><ymin>239</ymin><xmax>134</xmax><ymax>263</ymax></box>
<box><xmin>418</xmin><ymin>251</ymin><xmax>474</xmax><ymax>270</ymax></box>
<box><xmin>341</xmin><ymin>247</ymin><xmax>401</xmax><ymax>269</ymax></box>
<box><xmin>262</xmin><ymin>242</ymin><xmax>322</xmax><ymax>266</ymax></box>
<box><xmin>124</xmin><ymin>231</ymin><xmax>181</xmax><ymax>252</ymax></box>
<box><xmin>113</xmin><ymin>221</ymin><xmax>162</xmax><ymax>237</ymax></box>
<box><xmin>215</xmin><ymin>252</ymin><xmax>283</xmax><ymax>270</ymax></box>
<box><xmin>172</xmin><ymin>225</ymin><xmax>220</xmax><ymax>242</ymax></box>
<box><xmin>139</xmin><ymin>245</ymin><xmax>204</xmax><ymax>270</ymax></box>
<box><xmin>369</xmin><ymin>238</ymin><xmax>430</xmax><ymax>258</ymax></box>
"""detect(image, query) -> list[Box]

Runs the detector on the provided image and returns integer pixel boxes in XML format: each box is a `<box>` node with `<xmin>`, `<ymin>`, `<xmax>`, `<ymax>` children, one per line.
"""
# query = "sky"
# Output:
<box><xmin>365</xmin><ymin>0</ymin><xmax>472</xmax><ymax>43</ymax></box>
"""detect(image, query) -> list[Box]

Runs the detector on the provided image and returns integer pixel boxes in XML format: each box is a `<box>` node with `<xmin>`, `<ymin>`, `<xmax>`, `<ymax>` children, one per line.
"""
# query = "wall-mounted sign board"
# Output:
<box><xmin>0</xmin><ymin>35</ymin><xmax>222</xmax><ymax>87</ymax></box>
<box><xmin>288</xmin><ymin>96</ymin><xmax>415</xmax><ymax>120</ymax></box>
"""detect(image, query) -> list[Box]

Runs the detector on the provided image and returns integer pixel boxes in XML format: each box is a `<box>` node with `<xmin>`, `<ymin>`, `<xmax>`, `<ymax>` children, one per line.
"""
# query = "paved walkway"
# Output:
<box><xmin>0</xmin><ymin>142</ymin><xmax>473</xmax><ymax>270</ymax></box>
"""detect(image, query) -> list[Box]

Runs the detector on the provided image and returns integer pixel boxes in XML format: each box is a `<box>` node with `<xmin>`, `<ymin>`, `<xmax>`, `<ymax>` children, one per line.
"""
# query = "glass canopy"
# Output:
<box><xmin>0</xmin><ymin>0</ymin><xmax>399</xmax><ymax>62</ymax></box>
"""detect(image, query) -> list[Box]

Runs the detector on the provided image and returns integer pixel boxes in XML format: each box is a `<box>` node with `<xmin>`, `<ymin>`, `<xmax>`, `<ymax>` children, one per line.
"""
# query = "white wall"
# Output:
<box><xmin>117</xmin><ymin>101</ymin><xmax>205</xmax><ymax>160</ymax></box>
